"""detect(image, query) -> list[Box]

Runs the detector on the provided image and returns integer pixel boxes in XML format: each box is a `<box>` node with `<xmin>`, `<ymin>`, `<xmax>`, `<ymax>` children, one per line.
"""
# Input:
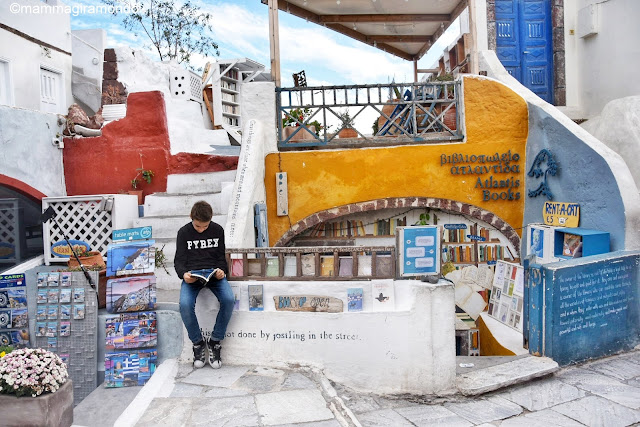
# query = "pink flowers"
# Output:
<box><xmin>0</xmin><ymin>348</ymin><xmax>68</xmax><ymax>397</ymax></box>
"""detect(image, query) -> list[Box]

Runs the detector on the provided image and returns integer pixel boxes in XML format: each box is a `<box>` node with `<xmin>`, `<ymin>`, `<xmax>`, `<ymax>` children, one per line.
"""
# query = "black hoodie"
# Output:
<box><xmin>174</xmin><ymin>221</ymin><xmax>227</xmax><ymax>280</ymax></box>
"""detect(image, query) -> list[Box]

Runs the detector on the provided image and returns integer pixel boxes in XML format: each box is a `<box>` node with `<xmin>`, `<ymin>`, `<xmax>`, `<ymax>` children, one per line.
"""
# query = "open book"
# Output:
<box><xmin>190</xmin><ymin>268</ymin><xmax>221</xmax><ymax>283</ymax></box>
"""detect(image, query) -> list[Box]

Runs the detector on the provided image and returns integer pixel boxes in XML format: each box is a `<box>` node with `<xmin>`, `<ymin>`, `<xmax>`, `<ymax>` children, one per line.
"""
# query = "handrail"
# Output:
<box><xmin>225</xmin><ymin>246</ymin><xmax>396</xmax><ymax>280</ymax></box>
<box><xmin>276</xmin><ymin>80</ymin><xmax>462</xmax><ymax>149</ymax></box>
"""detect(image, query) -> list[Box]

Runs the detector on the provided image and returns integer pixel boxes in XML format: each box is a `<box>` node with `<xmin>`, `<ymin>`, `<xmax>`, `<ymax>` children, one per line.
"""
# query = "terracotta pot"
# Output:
<box><xmin>443</xmin><ymin>105</ymin><xmax>457</xmax><ymax>131</ymax></box>
<box><xmin>283</xmin><ymin>125</ymin><xmax>316</xmax><ymax>142</ymax></box>
<box><xmin>377</xmin><ymin>99</ymin><xmax>402</xmax><ymax>135</ymax></box>
<box><xmin>338</xmin><ymin>128</ymin><xmax>358</xmax><ymax>138</ymax></box>
<box><xmin>67</xmin><ymin>251</ymin><xmax>106</xmax><ymax>271</ymax></box>
<box><xmin>0</xmin><ymin>379</ymin><xmax>73</xmax><ymax>427</ymax></box>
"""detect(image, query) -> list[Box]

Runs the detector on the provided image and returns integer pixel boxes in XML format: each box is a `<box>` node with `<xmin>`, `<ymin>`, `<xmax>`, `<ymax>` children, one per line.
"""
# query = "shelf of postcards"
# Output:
<box><xmin>103</xmin><ymin>239</ymin><xmax>158</xmax><ymax>389</ymax></box>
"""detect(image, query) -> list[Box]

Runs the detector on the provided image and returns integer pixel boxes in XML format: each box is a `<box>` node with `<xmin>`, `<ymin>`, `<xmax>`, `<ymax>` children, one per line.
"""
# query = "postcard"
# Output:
<box><xmin>36</xmin><ymin>307</ymin><xmax>47</xmax><ymax>321</ymax></box>
<box><xmin>47</xmin><ymin>322</ymin><xmax>57</xmax><ymax>337</ymax></box>
<box><xmin>36</xmin><ymin>322</ymin><xmax>47</xmax><ymax>337</ymax></box>
<box><xmin>106</xmin><ymin>276</ymin><xmax>156</xmax><ymax>314</ymax></box>
<box><xmin>47</xmin><ymin>273</ymin><xmax>59</xmax><ymax>287</ymax></box>
<box><xmin>0</xmin><ymin>331</ymin><xmax>10</xmax><ymax>346</ymax></box>
<box><xmin>11</xmin><ymin>308</ymin><xmax>28</xmax><ymax>328</ymax></box>
<box><xmin>36</xmin><ymin>272</ymin><xmax>48</xmax><ymax>287</ymax></box>
<box><xmin>47</xmin><ymin>288</ymin><xmax>59</xmax><ymax>304</ymax></box>
<box><xmin>59</xmin><ymin>321</ymin><xmax>71</xmax><ymax>337</ymax></box>
<box><xmin>37</xmin><ymin>289</ymin><xmax>48</xmax><ymax>304</ymax></box>
<box><xmin>47</xmin><ymin>306</ymin><xmax>58</xmax><ymax>320</ymax></box>
<box><xmin>73</xmin><ymin>287</ymin><xmax>85</xmax><ymax>303</ymax></box>
<box><xmin>0</xmin><ymin>310</ymin><xmax>10</xmax><ymax>329</ymax></box>
<box><xmin>8</xmin><ymin>288</ymin><xmax>27</xmax><ymax>308</ymax></box>
<box><xmin>59</xmin><ymin>305</ymin><xmax>71</xmax><ymax>320</ymax></box>
<box><xmin>73</xmin><ymin>304</ymin><xmax>85</xmax><ymax>320</ymax></box>
<box><xmin>11</xmin><ymin>329</ymin><xmax>29</xmax><ymax>347</ymax></box>
<box><xmin>60</xmin><ymin>288</ymin><xmax>71</xmax><ymax>303</ymax></box>
<box><xmin>106</xmin><ymin>241</ymin><xmax>156</xmax><ymax>277</ymax></box>
<box><xmin>60</xmin><ymin>272</ymin><xmax>71</xmax><ymax>287</ymax></box>
<box><xmin>47</xmin><ymin>337</ymin><xmax>57</xmax><ymax>350</ymax></box>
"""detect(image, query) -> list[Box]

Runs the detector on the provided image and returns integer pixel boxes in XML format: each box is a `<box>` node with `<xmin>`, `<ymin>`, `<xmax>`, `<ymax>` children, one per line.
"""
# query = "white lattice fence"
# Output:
<box><xmin>0</xmin><ymin>199</ymin><xmax>21</xmax><ymax>263</ymax></box>
<box><xmin>42</xmin><ymin>196</ymin><xmax>114</xmax><ymax>264</ymax></box>
<box><xmin>190</xmin><ymin>70</ymin><xmax>203</xmax><ymax>103</ymax></box>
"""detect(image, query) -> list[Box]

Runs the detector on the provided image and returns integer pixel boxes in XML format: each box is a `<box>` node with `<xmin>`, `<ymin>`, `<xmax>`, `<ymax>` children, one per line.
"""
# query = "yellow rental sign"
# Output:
<box><xmin>543</xmin><ymin>202</ymin><xmax>580</xmax><ymax>227</ymax></box>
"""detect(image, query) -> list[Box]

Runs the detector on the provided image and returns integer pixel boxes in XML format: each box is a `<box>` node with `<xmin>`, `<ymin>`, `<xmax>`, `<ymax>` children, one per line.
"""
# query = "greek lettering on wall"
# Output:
<box><xmin>440</xmin><ymin>150</ymin><xmax>522</xmax><ymax>201</ymax></box>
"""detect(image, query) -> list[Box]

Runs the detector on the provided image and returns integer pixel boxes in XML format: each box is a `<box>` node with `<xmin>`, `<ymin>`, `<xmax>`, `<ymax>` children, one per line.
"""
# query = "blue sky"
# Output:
<box><xmin>69</xmin><ymin>0</ymin><xmax>460</xmax><ymax>87</ymax></box>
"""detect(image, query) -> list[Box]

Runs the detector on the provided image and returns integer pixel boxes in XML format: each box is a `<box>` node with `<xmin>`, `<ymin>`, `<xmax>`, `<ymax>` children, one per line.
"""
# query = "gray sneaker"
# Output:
<box><xmin>207</xmin><ymin>339</ymin><xmax>222</xmax><ymax>369</ymax></box>
<box><xmin>193</xmin><ymin>341</ymin><xmax>206</xmax><ymax>369</ymax></box>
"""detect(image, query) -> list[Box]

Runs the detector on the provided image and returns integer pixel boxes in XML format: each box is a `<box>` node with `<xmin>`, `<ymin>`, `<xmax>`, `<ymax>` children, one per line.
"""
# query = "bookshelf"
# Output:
<box><xmin>208</xmin><ymin>58</ymin><xmax>265</xmax><ymax>131</ymax></box>
<box><xmin>291</xmin><ymin>208</ymin><xmax>516</xmax><ymax>267</ymax></box>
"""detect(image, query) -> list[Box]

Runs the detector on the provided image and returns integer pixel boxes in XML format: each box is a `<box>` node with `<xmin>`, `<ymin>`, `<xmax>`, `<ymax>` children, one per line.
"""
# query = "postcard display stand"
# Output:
<box><xmin>487</xmin><ymin>261</ymin><xmax>524</xmax><ymax>331</ymax></box>
<box><xmin>34</xmin><ymin>271</ymin><xmax>98</xmax><ymax>405</ymax></box>
<box><xmin>104</xmin><ymin>236</ymin><xmax>157</xmax><ymax>388</ymax></box>
<box><xmin>0</xmin><ymin>273</ymin><xmax>30</xmax><ymax>347</ymax></box>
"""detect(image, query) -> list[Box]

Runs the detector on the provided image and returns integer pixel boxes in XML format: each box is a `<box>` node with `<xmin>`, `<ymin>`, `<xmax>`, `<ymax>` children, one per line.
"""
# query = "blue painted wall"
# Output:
<box><xmin>522</xmin><ymin>105</ymin><xmax>627</xmax><ymax>254</ymax></box>
<box><xmin>528</xmin><ymin>251</ymin><xmax>640</xmax><ymax>365</ymax></box>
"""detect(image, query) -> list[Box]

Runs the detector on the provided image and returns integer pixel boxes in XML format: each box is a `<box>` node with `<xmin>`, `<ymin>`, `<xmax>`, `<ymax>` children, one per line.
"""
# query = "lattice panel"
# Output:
<box><xmin>43</xmin><ymin>197</ymin><xmax>113</xmax><ymax>263</ymax></box>
<box><xmin>189</xmin><ymin>71</ymin><xmax>203</xmax><ymax>103</ymax></box>
<box><xmin>0</xmin><ymin>199</ymin><xmax>20</xmax><ymax>262</ymax></box>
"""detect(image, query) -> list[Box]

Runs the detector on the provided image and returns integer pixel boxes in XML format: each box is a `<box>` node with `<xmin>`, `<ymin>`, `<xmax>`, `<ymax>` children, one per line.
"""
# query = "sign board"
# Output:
<box><xmin>273</xmin><ymin>295</ymin><xmax>343</xmax><ymax>313</ymax></box>
<box><xmin>112</xmin><ymin>226</ymin><xmax>152</xmax><ymax>242</ymax></box>
<box><xmin>397</xmin><ymin>226</ymin><xmax>441</xmax><ymax>277</ymax></box>
<box><xmin>444</xmin><ymin>224</ymin><xmax>467</xmax><ymax>230</ymax></box>
<box><xmin>50</xmin><ymin>240</ymin><xmax>90</xmax><ymax>258</ymax></box>
<box><xmin>543</xmin><ymin>202</ymin><xmax>579</xmax><ymax>227</ymax></box>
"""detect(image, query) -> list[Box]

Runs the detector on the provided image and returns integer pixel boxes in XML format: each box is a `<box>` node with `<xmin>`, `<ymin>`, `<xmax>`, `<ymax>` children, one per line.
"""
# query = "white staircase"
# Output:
<box><xmin>134</xmin><ymin>170</ymin><xmax>236</xmax><ymax>292</ymax></box>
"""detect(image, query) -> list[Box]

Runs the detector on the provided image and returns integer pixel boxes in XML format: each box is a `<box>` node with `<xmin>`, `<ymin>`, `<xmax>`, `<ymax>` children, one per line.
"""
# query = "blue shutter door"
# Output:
<box><xmin>496</xmin><ymin>0</ymin><xmax>554</xmax><ymax>103</ymax></box>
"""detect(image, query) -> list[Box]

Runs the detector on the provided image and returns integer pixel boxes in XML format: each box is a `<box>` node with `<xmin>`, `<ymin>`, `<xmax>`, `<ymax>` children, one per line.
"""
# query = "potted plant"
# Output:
<box><xmin>0</xmin><ymin>348</ymin><xmax>73</xmax><ymax>426</ymax></box>
<box><xmin>129</xmin><ymin>154</ymin><xmax>154</xmax><ymax>204</ymax></box>
<box><xmin>337</xmin><ymin>111</ymin><xmax>358</xmax><ymax>138</ymax></box>
<box><xmin>282</xmin><ymin>107</ymin><xmax>318</xmax><ymax>141</ymax></box>
<box><xmin>66</xmin><ymin>247</ymin><xmax>106</xmax><ymax>271</ymax></box>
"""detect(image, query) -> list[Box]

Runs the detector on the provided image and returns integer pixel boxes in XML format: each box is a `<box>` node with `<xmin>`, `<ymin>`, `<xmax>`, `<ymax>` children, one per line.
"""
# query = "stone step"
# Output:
<box><xmin>153</xmin><ymin>267</ymin><xmax>181</xmax><ymax>291</ymax></box>
<box><xmin>143</xmin><ymin>192</ymin><xmax>224</xmax><ymax>217</ymax></box>
<box><xmin>166</xmin><ymin>170</ymin><xmax>237</xmax><ymax>194</ymax></box>
<box><xmin>133</xmin><ymin>214</ymin><xmax>227</xmax><ymax>239</ymax></box>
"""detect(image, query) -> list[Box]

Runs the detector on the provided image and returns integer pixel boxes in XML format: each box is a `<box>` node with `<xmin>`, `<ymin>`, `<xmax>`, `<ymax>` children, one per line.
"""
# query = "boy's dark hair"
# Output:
<box><xmin>190</xmin><ymin>201</ymin><xmax>213</xmax><ymax>222</ymax></box>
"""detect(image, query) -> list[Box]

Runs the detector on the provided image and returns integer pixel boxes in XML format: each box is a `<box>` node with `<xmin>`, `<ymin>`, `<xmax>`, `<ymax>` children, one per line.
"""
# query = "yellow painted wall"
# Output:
<box><xmin>265</xmin><ymin>76</ymin><xmax>529</xmax><ymax>245</ymax></box>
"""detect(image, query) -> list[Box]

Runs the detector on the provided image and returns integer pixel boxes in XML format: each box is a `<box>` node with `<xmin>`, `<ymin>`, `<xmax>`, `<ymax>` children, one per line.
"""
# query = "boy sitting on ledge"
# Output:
<box><xmin>174</xmin><ymin>200</ymin><xmax>234</xmax><ymax>369</ymax></box>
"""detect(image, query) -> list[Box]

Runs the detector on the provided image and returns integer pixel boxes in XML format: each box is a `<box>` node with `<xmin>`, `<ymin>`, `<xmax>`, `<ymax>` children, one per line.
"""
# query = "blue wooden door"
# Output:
<box><xmin>496</xmin><ymin>0</ymin><xmax>553</xmax><ymax>103</ymax></box>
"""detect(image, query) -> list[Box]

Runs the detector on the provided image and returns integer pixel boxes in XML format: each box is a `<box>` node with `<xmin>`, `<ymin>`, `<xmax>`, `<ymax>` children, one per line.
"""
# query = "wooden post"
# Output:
<box><xmin>468</xmin><ymin>0</ymin><xmax>480</xmax><ymax>74</ymax></box>
<box><xmin>413</xmin><ymin>59</ymin><xmax>419</xmax><ymax>82</ymax></box>
<box><xmin>268</xmin><ymin>0</ymin><xmax>281</xmax><ymax>87</ymax></box>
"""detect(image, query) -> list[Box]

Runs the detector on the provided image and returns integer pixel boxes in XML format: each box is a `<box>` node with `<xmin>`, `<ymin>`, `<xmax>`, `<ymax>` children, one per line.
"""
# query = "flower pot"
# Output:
<box><xmin>0</xmin><ymin>379</ymin><xmax>73</xmax><ymax>427</ymax></box>
<box><xmin>67</xmin><ymin>251</ymin><xmax>106</xmax><ymax>271</ymax></box>
<box><xmin>283</xmin><ymin>125</ymin><xmax>316</xmax><ymax>142</ymax></box>
<box><xmin>443</xmin><ymin>105</ymin><xmax>457</xmax><ymax>131</ymax></box>
<box><xmin>338</xmin><ymin>128</ymin><xmax>358</xmax><ymax>138</ymax></box>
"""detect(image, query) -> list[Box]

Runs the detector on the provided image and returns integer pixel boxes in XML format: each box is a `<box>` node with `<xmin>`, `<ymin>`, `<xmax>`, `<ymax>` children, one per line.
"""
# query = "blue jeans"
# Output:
<box><xmin>179</xmin><ymin>275</ymin><xmax>235</xmax><ymax>343</ymax></box>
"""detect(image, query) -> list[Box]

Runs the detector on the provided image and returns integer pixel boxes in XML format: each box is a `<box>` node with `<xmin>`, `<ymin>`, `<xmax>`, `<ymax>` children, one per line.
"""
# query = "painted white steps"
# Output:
<box><xmin>133</xmin><ymin>214</ymin><xmax>227</xmax><ymax>239</ymax></box>
<box><xmin>143</xmin><ymin>193</ymin><xmax>225</xmax><ymax>217</ymax></box>
<box><xmin>166</xmin><ymin>170</ymin><xmax>237</xmax><ymax>194</ymax></box>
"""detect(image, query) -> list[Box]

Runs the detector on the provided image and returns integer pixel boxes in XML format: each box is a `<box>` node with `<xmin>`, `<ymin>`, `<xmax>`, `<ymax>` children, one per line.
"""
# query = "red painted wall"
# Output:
<box><xmin>63</xmin><ymin>91</ymin><xmax>238</xmax><ymax>199</ymax></box>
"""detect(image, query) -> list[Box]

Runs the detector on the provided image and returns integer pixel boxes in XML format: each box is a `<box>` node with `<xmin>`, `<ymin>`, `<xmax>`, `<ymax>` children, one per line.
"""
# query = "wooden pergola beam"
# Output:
<box><xmin>367</xmin><ymin>35</ymin><xmax>432</xmax><ymax>43</ymax></box>
<box><xmin>326</xmin><ymin>23</ymin><xmax>414</xmax><ymax>61</ymax></box>
<box><xmin>319</xmin><ymin>14</ymin><xmax>451</xmax><ymax>24</ymax></box>
<box><xmin>416</xmin><ymin>0</ymin><xmax>468</xmax><ymax>59</ymax></box>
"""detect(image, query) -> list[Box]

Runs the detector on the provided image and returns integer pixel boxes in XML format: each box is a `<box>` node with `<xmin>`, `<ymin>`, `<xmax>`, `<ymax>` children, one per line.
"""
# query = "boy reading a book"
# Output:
<box><xmin>174</xmin><ymin>201</ymin><xmax>234</xmax><ymax>369</ymax></box>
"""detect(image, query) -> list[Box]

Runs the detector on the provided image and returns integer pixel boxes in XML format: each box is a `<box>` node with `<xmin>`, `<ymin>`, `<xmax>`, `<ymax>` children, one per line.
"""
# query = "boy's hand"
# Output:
<box><xmin>183</xmin><ymin>272</ymin><xmax>197</xmax><ymax>284</ymax></box>
<box><xmin>214</xmin><ymin>268</ymin><xmax>225</xmax><ymax>280</ymax></box>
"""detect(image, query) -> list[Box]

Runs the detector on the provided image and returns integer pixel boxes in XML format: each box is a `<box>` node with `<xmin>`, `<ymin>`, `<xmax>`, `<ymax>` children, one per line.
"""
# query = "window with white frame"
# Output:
<box><xmin>0</xmin><ymin>59</ymin><xmax>13</xmax><ymax>107</ymax></box>
<box><xmin>40</xmin><ymin>66</ymin><xmax>63</xmax><ymax>114</ymax></box>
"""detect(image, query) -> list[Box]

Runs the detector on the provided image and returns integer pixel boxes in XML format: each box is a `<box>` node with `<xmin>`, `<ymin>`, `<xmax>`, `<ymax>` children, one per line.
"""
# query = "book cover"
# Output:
<box><xmin>301</xmin><ymin>254</ymin><xmax>315</xmax><ymax>276</ymax></box>
<box><xmin>266</xmin><ymin>257</ymin><xmax>279</xmax><ymax>277</ymax></box>
<box><xmin>283</xmin><ymin>256</ymin><xmax>297</xmax><ymax>277</ymax></box>
<box><xmin>106</xmin><ymin>240</ymin><xmax>156</xmax><ymax>277</ymax></box>
<box><xmin>105</xmin><ymin>311</ymin><xmax>158</xmax><ymax>351</ymax></box>
<box><xmin>230</xmin><ymin>258</ymin><xmax>244</xmax><ymax>277</ymax></box>
<box><xmin>320</xmin><ymin>256</ymin><xmax>334</xmax><ymax>277</ymax></box>
<box><xmin>357</xmin><ymin>255</ymin><xmax>372</xmax><ymax>276</ymax></box>
<box><xmin>338</xmin><ymin>257</ymin><xmax>353</xmax><ymax>277</ymax></box>
<box><xmin>371</xmin><ymin>280</ymin><xmax>395</xmax><ymax>312</ymax></box>
<box><xmin>231</xmin><ymin>284</ymin><xmax>240</xmax><ymax>310</ymax></box>
<box><xmin>347</xmin><ymin>288</ymin><xmax>363</xmax><ymax>312</ymax></box>
<box><xmin>247</xmin><ymin>259</ymin><xmax>262</xmax><ymax>276</ymax></box>
<box><xmin>107</xmin><ymin>276</ymin><xmax>157</xmax><ymax>314</ymax></box>
<box><xmin>190</xmin><ymin>268</ymin><xmax>221</xmax><ymax>283</ymax></box>
<box><xmin>104</xmin><ymin>349</ymin><xmax>157</xmax><ymax>388</ymax></box>
<box><xmin>248</xmin><ymin>284</ymin><xmax>264</xmax><ymax>311</ymax></box>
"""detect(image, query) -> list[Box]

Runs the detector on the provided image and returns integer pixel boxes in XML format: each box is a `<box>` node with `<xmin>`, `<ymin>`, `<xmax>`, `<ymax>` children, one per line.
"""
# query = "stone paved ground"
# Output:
<box><xmin>123</xmin><ymin>350</ymin><xmax>640</xmax><ymax>426</ymax></box>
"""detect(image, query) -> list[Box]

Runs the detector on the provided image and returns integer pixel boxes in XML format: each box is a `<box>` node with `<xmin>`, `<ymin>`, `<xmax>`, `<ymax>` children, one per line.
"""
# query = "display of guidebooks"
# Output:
<box><xmin>105</xmin><ymin>349</ymin><xmax>158</xmax><ymax>388</ymax></box>
<box><xmin>487</xmin><ymin>260</ymin><xmax>524</xmax><ymax>331</ymax></box>
<box><xmin>347</xmin><ymin>288</ymin><xmax>363</xmax><ymax>312</ymax></box>
<box><xmin>105</xmin><ymin>311</ymin><xmax>158</xmax><ymax>351</ymax></box>
<box><xmin>0</xmin><ymin>274</ymin><xmax>29</xmax><ymax>347</ymax></box>
<box><xmin>248</xmin><ymin>284</ymin><xmax>264</xmax><ymax>311</ymax></box>
<box><xmin>106</xmin><ymin>240</ymin><xmax>156</xmax><ymax>277</ymax></box>
<box><xmin>371</xmin><ymin>280</ymin><xmax>395</xmax><ymax>312</ymax></box>
<box><xmin>106</xmin><ymin>276</ymin><xmax>156</xmax><ymax>314</ymax></box>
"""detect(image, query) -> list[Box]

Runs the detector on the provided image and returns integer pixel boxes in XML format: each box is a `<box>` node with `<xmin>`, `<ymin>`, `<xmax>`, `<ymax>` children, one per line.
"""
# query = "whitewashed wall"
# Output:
<box><xmin>182</xmin><ymin>279</ymin><xmax>457</xmax><ymax>395</ymax></box>
<box><xmin>564</xmin><ymin>0</ymin><xmax>640</xmax><ymax>118</ymax></box>
<box><xmin>0</xmin><ymin>0</ymin><xmax>72</xmax><ymax>113</ymax></box>
<box><xmin>0</xmin><ymin>105</ymin><xmax>66</xmax><ymax>196</ymax></box>
<box><xmin>71</xmin><ymin>29</ymin><xmax>106</xmax><ymax>114</ymax></box>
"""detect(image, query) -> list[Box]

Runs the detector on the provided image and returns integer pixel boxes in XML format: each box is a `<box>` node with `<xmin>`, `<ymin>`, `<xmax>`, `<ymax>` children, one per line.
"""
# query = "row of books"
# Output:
<box><xmin>223</xmin><ymin>116</ymin><xmax>239</xmax><ymax>126</ymax></box>
<box><xmin>220</xmin><ymin>80</ymin><xmax>237</xmax><ymax>91</ymax></box>
<box><xmin>478</xmin><ymin>245</ymin><xmax>504</xmax><ymax>262</ymax></box>
<box><xmin>444</xmin><ymin>244</ymin><xmax>504</xmax><ymax>263</ymax></box>
<box><xmin>221</xmin><ymin>92</ymin><xmax>237</xmax><ymax>102</ymax></box>
<box><xmin>443</xmin><ymin>226</ymin><xmax>491</xmax><ymax>243</ymax></box>
<box><xmin>229</xmin><ymin>255</ymin><xmax>393</xmax><ymax>278</ymax></box>
<box><xmin>222</xmin><ymin>68</ymin><xmax>239</xmax><ymax>80</ymax></box>
<box><xmin>222</xmin><ymin>104</ymin><xmax>238</xmax><ymax>114</ymax></box>
<box><xmin>372</xmin><ymin>217</ymin><xmax>407</xmax><ymax>236</ymax></box>
<box><xmin>306</xmin><ymin>220</ymin><xmax>366</xmax><ymax>237</ymax></box>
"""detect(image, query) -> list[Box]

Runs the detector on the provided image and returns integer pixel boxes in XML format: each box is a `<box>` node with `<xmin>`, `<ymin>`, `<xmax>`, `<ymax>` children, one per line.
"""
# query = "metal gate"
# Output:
<box><xmin>496</xmin><ymin>0</ymin><xmax>554</xmax><ymax>103</ymax></box>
